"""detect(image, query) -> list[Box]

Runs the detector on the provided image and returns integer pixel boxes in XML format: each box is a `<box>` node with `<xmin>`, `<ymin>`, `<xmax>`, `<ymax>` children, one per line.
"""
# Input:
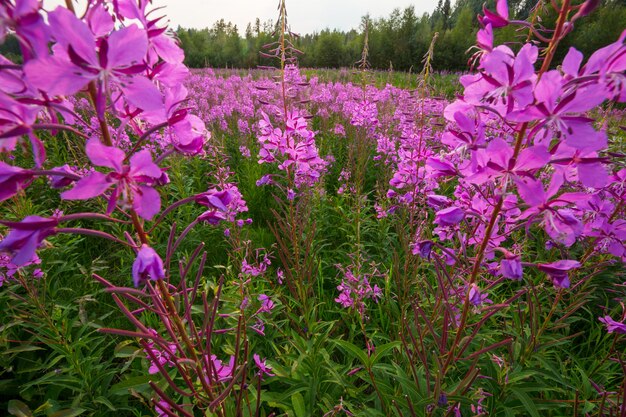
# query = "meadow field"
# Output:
<box><xmin>1</xmin><ymin>1</ymin><xmax>626</xmax><ymax>416</ymax></box>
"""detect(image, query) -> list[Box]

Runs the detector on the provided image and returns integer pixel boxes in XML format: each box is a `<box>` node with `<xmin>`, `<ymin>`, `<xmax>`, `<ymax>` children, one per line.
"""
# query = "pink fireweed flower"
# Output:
<box><xmin>335</xmin><ymin>262</ymin><xmax>383</xmax><ymax>317</ymax></box>
<box><xmin>154</xmin><ymin>400</ymin><xmax>171</xmax><ymax>417</ymax></box>
<box><xmin>132</xmin><ymin>244</ymin><xmax>166</xmax><ymax>287</ymax></box>
<box><xmin>465</xmin><ymin>138</ymin><xmax>550</xmax><ymax>185</ymax></box>
<box><xmin>250</xmin><ymin>319</ymin><xmax>265</xmax><ymax>336</ymax></box>
<box><xmin>209</xmin><ymin>354</ymin><xmax>235</xmax><ymax>383</ymax></box>
<box><xmin>515</xmin><ymin>173</ymin><xmax>586</xmax><ymax>247</ymax></box>
<box><xmin>257</xmin><ymin>110</ymin><xmax>326</xmax><ymax>188</ymax></box>
<box><xmin>588</xmin><ymin>219</ymin><xmax>626</xmax><ymax>261</ymax></box>
<box><xmin>434</xmin><ymin>206</ymin><xmax>465</xmax><ymax>227</ymax></box>
<box><xmin>500</xmin><ymin>254</ymin><xmax>523</xmax><ymax>280</ymax></box>
<box><xmin>241</xmin><ymin>252</ymin><xmax>271</xmax><ymax>277</ymax></box>
<box><xmin>144</xmin><ymin>329</ymin><xmax>177</xmax><ymax>374</ymax></box>
<box><xmin>257</xmin><ymin>294</ymin><xmax>275</xmax><ymax>314</ymax></box>
<box><xmin>1</xmin><ymin>248</ymin><xmax>42</xmax><ymax>286</ymax></box>
<box><xmin>62</xmin><ymin>139</ymin><xmax>163</xmax><ymax>220</ymax></box>
<box><xmin>467</xmin><ymin>284</ymin><xmax>493</xmax><ymax>307</ymax></box>
<box><xmin>461</xmin><ymin>43</ymin><xmax>537</xmax><ymax>116</ymax></box>
<box><xmin>537</xmin><ymin>260</ymin><xmax>581</xmax><ymax>289</ymax></box>
<box><xmin>0</xmin><ymin>0</ymin><xmax>50</xmax><ymax>59</ymax></box>
<box><xmin>48</xmin><ymin>164</ymin><xmax>79</xmax><ymax>189</ymax></box>
<box><xmin>24</xmin><ymin>6</ymin><xmax>162</xmax><ymax>116</ymax></box>
<box><xmin>253</xmin><ymin>353</ymin><xmax>274</xmax><ymax>379</ymax></box>
<box><xmin>0</xmin><ymin>162</ymin><xmax>34</xmax><ymax>201</ymax></box>
<box><xmin>0</xmin><ymin>216</ymin><xmax>58</xmax><ymax>265</ymax></box>
<box><xmin>478</xmin><ymin>0</ymin><xmax>509</xmax><ymax>28</ymax></box>
<box><xmin>550</xmin><ymin>143</ymin><xmax>609</xmax><ymax>189</ymax></box>
<box><xmin>0</xmin><ymin>92</ymin><xmax>45</xmax><ymax>166</ymax></box>
<box><xmin>508</xmin><ymin>70</ymin><xmax>607</xmax><ymax>151</ymax></box>
<box><xmin>598</xmin><ymin>316</ymin><xmax>626</xmax><ymax>334</ymax></box>
<box><xmin>196</xmin><ymin>185</ymin><xmax>248</xmax><ymax>225</ymax></box>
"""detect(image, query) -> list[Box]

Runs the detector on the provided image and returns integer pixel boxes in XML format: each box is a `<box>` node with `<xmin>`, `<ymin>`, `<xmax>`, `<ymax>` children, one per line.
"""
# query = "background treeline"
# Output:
<box><xmin>1</xmin><ymin>0</ymin><xmax>624</xmax><ymax>70</ymax></box>
<box><xmin>174</xmin><ymin>0</ymin><xmax>626</xmax><ymax>70</ymax></box>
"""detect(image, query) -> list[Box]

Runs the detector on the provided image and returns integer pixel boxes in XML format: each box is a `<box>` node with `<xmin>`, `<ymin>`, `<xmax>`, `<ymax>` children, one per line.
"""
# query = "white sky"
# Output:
<box><xmin>44</xmin><ymin>0</ymin><xmax>440</xmax><ymax>33</ymax></box>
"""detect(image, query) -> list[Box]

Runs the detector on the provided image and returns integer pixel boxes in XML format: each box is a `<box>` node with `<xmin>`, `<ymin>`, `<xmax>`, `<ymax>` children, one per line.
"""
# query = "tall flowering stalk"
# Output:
<box><xmin>0</xmin><ymin>0</ymin><xmax>271</xmax><ymax>414</ymax></box>
<box><xmin>254</xmin><ymin>0</ymin><xmax>326</xmax><ymax>322</ymax></box>
<box><xmin>387</xmin><ymin>0</ymin><xmax>626</xmax><ymax>413</ymax></box>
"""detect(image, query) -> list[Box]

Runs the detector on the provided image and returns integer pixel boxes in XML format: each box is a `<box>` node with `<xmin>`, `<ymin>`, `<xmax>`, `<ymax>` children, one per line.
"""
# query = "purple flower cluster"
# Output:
<box><xmin>335</xmin><ymin>259</ymin><xmax>383</xmax><ymax>318</ymax></box>
<box><xmin>257</xmin><ymin>109</ymin><xmax>327</xmax><ymax>188</ymax></box>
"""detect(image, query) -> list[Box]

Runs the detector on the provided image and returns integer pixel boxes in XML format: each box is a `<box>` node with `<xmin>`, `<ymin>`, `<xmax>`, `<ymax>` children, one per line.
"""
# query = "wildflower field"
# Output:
<box><xmin>1</xmin><ymin>0</ymin><xmax>626</xmax><ymax>416</ymax></box>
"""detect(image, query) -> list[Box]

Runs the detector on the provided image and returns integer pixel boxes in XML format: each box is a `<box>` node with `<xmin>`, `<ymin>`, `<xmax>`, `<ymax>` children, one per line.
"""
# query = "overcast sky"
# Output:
<box><xmin>44</xmin><ymin>0</ymin><xmax>440</xmax><ymax>33</ymax></box>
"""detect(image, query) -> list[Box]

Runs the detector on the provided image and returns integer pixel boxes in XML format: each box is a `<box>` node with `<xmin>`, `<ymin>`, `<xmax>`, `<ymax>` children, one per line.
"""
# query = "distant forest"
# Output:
<box><xmin>1</xmin><ymin>0</ymin><xmax>624</xmax><ymax>71</ymax></box>
<box><xmin>175</xmin><ymin>0</ymin><xmax>626</xmax><ymax>71</ymax></box>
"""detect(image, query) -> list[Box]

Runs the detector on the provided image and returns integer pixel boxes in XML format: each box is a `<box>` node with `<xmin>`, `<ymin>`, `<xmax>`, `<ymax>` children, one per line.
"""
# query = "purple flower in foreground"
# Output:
<box><xmin>0</xmin><ymin>216</ymin><xmax>58</xmax><ymax>265</ymax></box>
<box><xmin>154</xmin><ymin>400</ymin><xmax>171</xmax><ymax>417</ymax></box>
<box><xmin>537</xmin><ymin>260</ymin><xmax>581</xmax><ymax>289</ymax></box>
<box><xmin>434</xmin><ymin>206</ymin><xmax>465</xmax><ymax>227</ymax></box>
<box><xmin>0</xmin><ymin>162</ymin><xmax>33</xmax><ymax>201</ymax></box>
<box><xmin>209</xmin><ymin>354</ymin><xmax>236</xmax><ymax>383</ymax></box>
<box><xmin>196</xmin><ymin>186</ymin><xmax>248</xmax><ymax>225</ymax></box>
<box><xmin>48</xmin><ymin>164</ymin><xmax>78</xmax><ymax>189</ymax></box>
<box><xmin>144</xmin><ymin>329</ymin><xmax>177</xmax><ymax>374</ymax></box>
<box><xmin>479</xmin><ymin>0</ymin><xmax>509</xmax><ymax>28</ymax></box>
<box><xmin>598</xmin><ymin>316</ymin><xmax>626</xmax><ymax>334</ymax></box>
<box><xmin>253</xmin><ymin>353</ymin><xmax>274</xmax><ymax>379</ymax></box>
<box><xmin>412</xmin><ymin>240</ymin><xmax>434</xmax><ymax>259</ymax></box>
<box><xmin>257</xmin><ymin>294</ymin><xmax>275</xmax><ymax>314</ymax></box>
<box><xmin>500</xmin><ymin>255</ymin><xmax>523</xmax><ymax>280</ymax></box>
<box><xmin>62</xmin><ymin>139</ymin><xmax>163</xmax><ymax>220</ymax></box>
<box><xmin>468</xmin><ymin>284</ymin><xmax>493</xmax><ymax>307</ymax></box>
<box><xmin>132</xmin><ymin>244</ymin><xmax>165</xmax><ymax>287</ymax></box>
<box><xmin>24</xmin><ymin>7</ymin><xmax>162</xmax><ymax>115</ymax></box>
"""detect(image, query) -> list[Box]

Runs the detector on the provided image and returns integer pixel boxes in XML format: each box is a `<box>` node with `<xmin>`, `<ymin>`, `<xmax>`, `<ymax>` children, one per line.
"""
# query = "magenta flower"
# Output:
<box><xmin>537</xmin><ymin>260</ymin><xmax>581</xmax><ymax>289</ymax></box>
<box><xmin>467</xmin><ymin>284</ymin><xmax>493</xmax><ymax>307</ymax></box>
<box><xmin>508</xmin><ymin>70</ymin><xmax>607</xmax><ymax>151</ymax></box>
<box><xmin>0</xmin><ymin>92</ymin><xmax>45</xmax><ymax>166</ymax></box>
<box><xmin>48</xmin><ymin>165</ymin><xmax>79</xmax><ymax>189</ymax></box>
<box><xmin>500</xmin><ymin>255</ymin><xmax>523</xmax><ymax>280</ymax></box>
<box><xmin>0</xmin><ymin>216</ymin><xmax>58</xmax><ymax>265</ymax></box>
<box><xmin>0</xmin><ymin>0</ymin><xmax>50</xmax><ymax>59</ymax></box>
<box><xmin>462</xmin><ymin>44</ymin><xmax>537</xmax><ymax>116</ymax></box>
<box><xmin>62</xmin><ymin>138</ymin><xmax>163</xmax><ymax>220</ymax></box>
<box><xmin>476</xmin><ymin>23</ymin><xmax>493</xmax><ymax>52</ymax></box>
<box><xmin>132</xmin><ymin>244</ymin><xmax>165</xmax><ymax>287</ymax></box>
<box><xmin>412</xmin><ymin>240</ymin><xmax>434</xmax><ymax>259</ymax></box>
<box><xmin>257</xmin><ymin>294</ymin><xmax>275</xmax><ymax>314</ymax></box>
<box><xmin>598</xmin><ymin>316</ymin><xmax>626</xmax><ymax>334</ymax></box>
<box><xmin>253</xmin><ymin>353</ymin><xmax>274</xmax><ymax>379</ymax></box>
<box><xmin>196</xmin><ymin>186</ymin><xmax>248</xmax><ymax>225</ymax></box>
<box><xmin>589</xmin><ymin>219</ymin><xmax>626</xmax><ymax>260</ymax></box>
<box><xmin>144</xmin><ymin>329</ymin><xmax>177</xmax><ymax>374</ymax></box>
<box><xmin>550</xmin><ymin>144</ymin><xmax>608</xmax><ymax>188</ymax></box>
<box><xmin>466</xmin><ymin>138</ymin><xmax>550</xmax><ymax>185</ymax></box>
<box><xmin>154</xmin><ymin>400</ymin><xmax>171</xmax><ymax>417</ymax></box>
<box><xmin>209</xmin><ymin>354</ymin><xmax>235</xmax><ymax>383</ymax></box>
<box><xmin>24</xmin><ymin>6</ymin><xmax>162</xmax><ymax>115</ymax></box>
<box><xmin>515</xmin><ymin>173</ymin><xmax>586</xmax><ymax>247</ymax></box>
<box><xmin>0</xmin><ymin>162</ymin><xmax>33</xmax><ymax>201</ymax></box>
<box><xmin>434</xmin><ymin>207</ymin><xmax>465</xmax><ymax>227</ymax></box>
<box><xmin>479</xmin><ymin>0</ymin><xmax>509</xmax><ymax>28</ymax></box>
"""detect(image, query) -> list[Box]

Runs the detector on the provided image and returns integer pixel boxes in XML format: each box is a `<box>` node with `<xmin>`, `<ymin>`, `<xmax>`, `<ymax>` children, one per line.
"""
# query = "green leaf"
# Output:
<box><xmin>370</xmin><ymin>341</ymin><xmax>400</xmax><ymax>365</ymax></box>
<box><xmin>3</xmin><ymin>345</ymin><xmax>45</xmax><ymax>354</ymax></box>
<box><xmin>291</xmin><ymin>392</ymin><xmax>306</xmax><ymax>417</ymax></box>
<box><xmin>8</xmin><ymin>400</ymin><xmax>32</xmax><ymax>417</ymax></box>
<box><xmin>334</xmin><ymin>340</ymin><xmax>369</xmax><ymax>366</ymax></box>
<box><xmin>511</xmin><ymin>390</ymin><xmax>540</xmax><ymax>417</ymax></box>
<box><xmin>49</xmin><ymin>408</ymin><xmax>86</xmax><ymax>417</ymax></box>
<box><xmin>110</xmin><ymin>375</ymin><xmax>152</xmax><ymax>395</ymax></box>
